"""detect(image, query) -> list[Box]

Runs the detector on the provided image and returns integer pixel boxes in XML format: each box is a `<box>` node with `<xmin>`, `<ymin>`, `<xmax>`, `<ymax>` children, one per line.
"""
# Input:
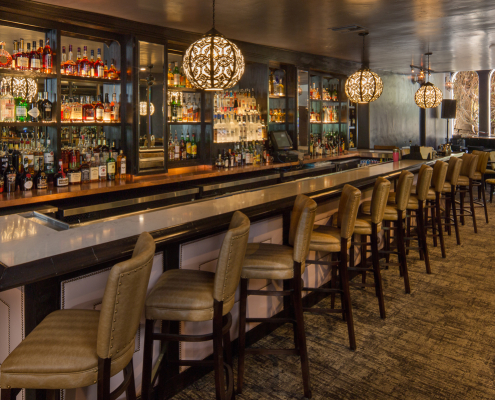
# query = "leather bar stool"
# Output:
<box><xmin>0</xmin><ymin>232</ymin><xmax>156</xmax><ymax>400</ymax></box>
<box><xmin>471</xmin><ymin>150</ymin><xmax>490</xmax><ymax>223</ymax></box>
<box><xmin>344</xmin><ymin>177</ymin><xmax>391</xmax><ymax>319</ymax></box>
<box><xmin>141</xmin><ymin>211</ymin><xmax>250</xmax><ymax>400</ymax></box>
<box><xmin>442</xmin><ymin>157</ymin><xmax>463</xmax><ymax>245</ymax></box>
<box><xmin>237</xmin><ymin>195</ymin><xmax>316</xmax><ymax>399</ymax></box>
<box><xmin>389</xmin><ymin>164</ymin><xmax>433</xmax><ymax>274</ymax></box>
<box><xmin>362</xmin><ymin>171</ymin><xmax>414</xmax><ymax>294</ymax></box>
<box><xmin>486</xmin><ymin>151</ymin><xmax>495</xmax><ymax>202</ymax></box>
<box><xmin>456</xmin><ymin>153</ymin><xmax>479</xmax><ymax>233</ymax></box>
<box><xmin>304</xmin><ymin>184</ymin><xmax>361</xmax><ymax>350</ymax></box>
<box><xmin>424</xmin><ymin>161</ymin><xmax>448</xmax><ymax>258</ymax></box>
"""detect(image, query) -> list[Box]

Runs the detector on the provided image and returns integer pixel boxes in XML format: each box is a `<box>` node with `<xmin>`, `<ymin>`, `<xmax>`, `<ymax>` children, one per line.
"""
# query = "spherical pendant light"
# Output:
<box><xmin>415</xmin><ymin>82</ymin><xmax>443</xmax><ymax>109</ymax></box>
<box><xmin>183</xmin><ymin>0</ymin><xmax>245</xmax><ymax>91</ymax></box>
<box><xmin>345</xmin><ymin>32</ymin><xmax>383</xmax><ymax>104</ymax></box>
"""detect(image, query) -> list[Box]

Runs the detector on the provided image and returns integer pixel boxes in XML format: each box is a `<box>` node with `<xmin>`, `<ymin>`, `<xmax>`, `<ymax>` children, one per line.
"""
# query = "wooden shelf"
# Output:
<box><xmin>0</xmin><ymin>69</ymin><xmax>56</xmax><ymax>79</ymax></box>
<box><xmin>167</xmin><ymin>87</ymin><xmax>202</xmax><ymax>93</ymax></box>
<box><xmin>61</xmin><ymin>122</ymin><xmax>120</xmax><ymax>127</ymax></box>
<box><xmin>0</xmin><ymin>122</ymin><xmax>57</xmax><ymax>127</ymax></box>
<box><xmin>168</xmin><ymin>122</ymin><xmax>201</xmax><ymax>125</ymax></box>
<box><xmin>349</xmin><ymin>126</ymin><xmax>356</xmax><ymax>129</ymax></box>
<box><xmin>168</xmin><ymin>159</ymin><xmax>202</xmax><ymax>168</ymax></box>
<box><xmin>268</xmin><ymin>121</ymin><xmax>286</xmax><ymax>124</ymax></box>
<box><xmin>61</xmin><ymin>75</ymin><xmax>120</xmax><ymax>84</ymax></box>
<box><xmin>269</xmin><ymin>95</ymin><xmax>285</xmax><ymax>99</ymax></box>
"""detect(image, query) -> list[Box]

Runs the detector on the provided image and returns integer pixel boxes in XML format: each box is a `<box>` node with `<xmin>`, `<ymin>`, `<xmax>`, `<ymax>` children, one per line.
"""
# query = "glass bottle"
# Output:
<box><xmin>42</xmin><ymin>92</ymin><xmax>52</xmax><ymax>122</ymax></box>
<box><xmin>0</xmin><ymin>85</ymin><xmax>15</xmax><ymax>122</ymax></box>
<box><xmin>106</xmin><ymin>150</ymin><xmax>116</xmax><ymax>181</ymax></box>
<box><xmin>90</xmin><ymin>156</ymin><xmax>98</xmax><ymax>182</ymax></box>
<box><xmin>82</xmin><ymin>95</ymin><xmax>95</xmax><ymax>122</ymax></box>
<box><xmin>79</xmin><ymin>46</ymin><xmax>89</xmax><ymax>77</ymax></box>
<box><xmin>94</xmin><ymin>48</ymin><xmax>104</xmax><ymax>78</ymax></box>
<box><xmin>28</xmin><ymin>94</ymin><xmax>40</xmax><ymax>122</ymax></box>
<box><xmin>54</xmin><ymin>160</ymin><xmax>68</xmax><ymax>187</ymax></box>
<box><xmin>191</xmin><ymin>134</ymin><xmax>197</xmax><ymax>159</ymax></box>
<box><xmin>17</xmin><ymin>39</ymin><xmax>29</xmax><ymax>71</ymax></box>
<box><xmin>42</xmin><ymin>38</ymin><xmax>53</xmax><ymax>74</ymax></box>
<box><xmin>15</xmin><ymin>94</ymin><xmax>28</xmax><ymax>122</ymax></box>
<box><xmin>75</xmin><ymin>47</ymin><xmax>82</xmax><ymax>76</ymax></box>
<box><xmin>0</xmin><ymin>41</ymin><xmax>13</xmax><ymax>69</ymax></box>
<box><xmin>116</xmin><ymin>150</ymin><xmax>126</xmax><ymax>180</ymax></box>
<box><xmin>173</xmin><ymin>62</ymin><xmax>180</xmax><ymax>87</ymax></box>
<box><xmin>108</xmin><ymin>59</ymin><xmax>118</xmax><ymax>80</ymax></box>
<box><xmin>89</xmin><ymin>49</ymin><xmax>95</xmax><ymax>77</ymax></box>
<box><xmin>95</xmin><ymin>95</ymin><xmax>104</xmax><ymax>122</ymax></box>
<box><xmin>103</xmin><ymin>93</ymin><xmax>111</xmax><ymax>122</ymax></box>
<box><xmin>65</xmin><ymin>45</ymin><xmax>76</xmax><ymax>75</ymax></box>
<box><xmin>35</xmin><ymin>162</ymin><xmax>48</xmax><ymax>189</ymax></box>
<box><xmin>18</xmin><ymin>159</ymin><xmax>33</xmax><ymax>191</ymax></box>
<box><xmin>60</xmin><ymin>46</ymin><xmax>67</xmax><ymax>75</ymax></box>
<box><xmin>167</xmin><ymin>63</ymin><xmax>173</xmax><ymax>87</ymax></box>
<box><xmin>174</xmin><ymin>131</ymin><xmax>180</xmax><ymax>160</ymax></box>
<box><xmin>80</xmin><ymin>154</ymin><xmax>90</xmax><ymax>184</ymax></box>
<box><xmin>71</xmin><ymin>96</ymin><xmax>83</xmax><ymax>123</ymax></box>
<box><xmin>110</xmin><ymin>92</ymin><xmax>120</xmax><ymax>122</ymax></box>
<box><xmin>11</xmin><ymin>40</ymin><xmax>19</xmax><ymax>70</ymax></box>
<box><xmin>98</xmin><ymin>153</ymin><xmax>107</xmax><ymax>182</ymax></box>
<box><xmin>43</xmin><ymin>134</ymin><xmax>55</xmax><ymax>177</ymax></box>
<box><xmin>3</xmin><ymin>153</ymin><xmax>17</xmax><ymax>192</ymax></box>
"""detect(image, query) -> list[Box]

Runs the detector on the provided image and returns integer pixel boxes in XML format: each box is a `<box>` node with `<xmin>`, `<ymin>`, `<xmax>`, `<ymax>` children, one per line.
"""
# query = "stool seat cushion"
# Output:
<box><xmin>442</xmin><ymin>182</ymin><xmax>453</xmax><ymax>192</ymax></box>
<box><xmin>330</xmin><ymin>211</ymin><xmax>380</xmax><ymax>235</ymax></box>
<box><xmin>146</xmin><ymin>269</ymin><xmax>232</xmax><ymax>322</ymax></box>
<box><xmin>473</xmin><ymin>171</ymin><xmax>482</xmax><ymax>180</ymax></box>
<box><xmin>408</xmin><ymin>186</ymin><xmax>435</xmax><ymax>200</ymax></box>
<box><xmin>241</xmin><ymin>243</ymin><xmax>295</xmax><ymax>280</ymax></box>
<box><xmin>309</xmin><ymin>225</ymin><xmax>350</xmax><ymax>253</ymax></box>
<box><xmin>362</xmin><ymin>200</ymin><xmax>405</xmax><ymax>221</ymax></box>
<box><xmin>0</xmin><ymin>309</ymin><xmax>133</xmax><ymax>390</ymax></box>
<box><xmin>457</xmin><ymin>175</ymin><xmax>470</xmax><ymax>186</ymax></box>
<box><xmin>486</xmin><ymin>178</ymin><xmax>495</xmax><ymax>184</ymax></box>
<box><xmin>387</xmin><ymin>192</ymin><xmax>423</xmax><ymax>209</ymax></box>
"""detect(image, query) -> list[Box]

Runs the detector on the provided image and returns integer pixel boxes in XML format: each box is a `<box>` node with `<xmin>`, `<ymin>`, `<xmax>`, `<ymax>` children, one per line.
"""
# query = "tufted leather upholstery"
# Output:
<box><xmin>241</xmin><ymin>195</ymin><xmax>316</xmax><ymax>280</ymax></box>
<box><xmin>457</xmin><ymin>154</ymin><xmax>479</xmax><ymax>185</ymax></box>
<box><xmin>146</xmin><ymin>212</ymin><xmax>250</xmax><ymax>322</ymax></box>
<box><xmin>0</xmin><ymin>231</ymin><xmax>156</xmax><ymax>390</ymax></box>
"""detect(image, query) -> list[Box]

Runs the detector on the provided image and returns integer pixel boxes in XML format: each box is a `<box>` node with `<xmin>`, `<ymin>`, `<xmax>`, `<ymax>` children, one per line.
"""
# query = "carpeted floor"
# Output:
<box><xmin>172</xmin><ymin>201</ymin><xmax>495</xmax><ymax>400</ymax></box>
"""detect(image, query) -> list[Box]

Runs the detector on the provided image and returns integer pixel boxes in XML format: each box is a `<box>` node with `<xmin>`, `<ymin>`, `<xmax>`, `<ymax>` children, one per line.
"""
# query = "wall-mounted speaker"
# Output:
<box><xmin>441</xmin><ymin>99</ymin><xmax>456</xmax><ymax>119</ymax></box>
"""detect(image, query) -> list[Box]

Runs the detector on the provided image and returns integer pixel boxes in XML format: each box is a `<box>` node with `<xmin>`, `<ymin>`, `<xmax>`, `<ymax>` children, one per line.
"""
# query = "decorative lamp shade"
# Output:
<box><xmin>415</xmin><ymin>82</ymin><xmax>443</xmax><ymax>109</ymax></box>
<box><xmin>345</xmin><ymin>68</ymin><xmax>383</xmax><ymax>103</ymax></box>
<box><xmin>140</xmin><ymin>101</ymin><xmax>155</xmax><ymax>116</ymax></box>
<box><xmin>183</xmin><ymin>29</ymin><xmax>245</xmax><ymax>91</ymax></box>
<box><xmin>1</xmin><ymin>77</ymin><xmax>37</xmax><ymax>101</ymax></box>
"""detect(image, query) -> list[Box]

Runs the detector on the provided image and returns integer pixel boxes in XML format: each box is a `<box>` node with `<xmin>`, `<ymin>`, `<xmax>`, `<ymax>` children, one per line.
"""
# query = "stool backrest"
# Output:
<box><xmin>460</xmin><ymin>153</ymin><xmax>479</xmax><ymax>179</ymax></box>
<box><xmin>289</xmin><ymin>194</ymin><xmax>317</xmax><ymax>263</ymax></box>
<box><xmin>490</xmin><ymin>151</ymin><xmax>495</xmax><ymax>170</ymax></box>
<box><xmin>213</xmin><ymin>211</ymin><xmax>250</xmax><ymax>305</ymax></box>
<box><xmin>395</xmin><ymin>171</ymin><xmax>414</xmax><ymax>211</ymax></box>
<box><xmin>97</xmin><ymin>231</ymin><xmax>156</xmax><ymax>360</ymax></box>
<box><xmin>369</xmin><ymin>177</ymin><xmax>391</xmax><ymax>224</ymax></box>
<box><xmin>337</xmin><ymin>184</ymin><xmax>361</xmax><ymax>239</ymax></box>
<box><xmin>415</xmin><ymin>164</ymin><xmax>433</xmax><ymax>201</ymax></box>
<box><xmin>446</xmin><ymin>157</ymin><xmax>463</xmax><ymax>186</ymax></box>
<box><xmin>431</xmin><ymin>160</ymin><xmax>448</xmax><ymax>193</ymax></box>
<box><xmin>472</xmin><ymin>150</ymin><xmax>489</xmax><ymax>174</ymax></box>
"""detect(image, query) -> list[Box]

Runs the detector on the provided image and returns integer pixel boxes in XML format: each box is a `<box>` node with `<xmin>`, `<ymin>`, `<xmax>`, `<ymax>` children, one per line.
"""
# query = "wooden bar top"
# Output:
<box><xmin>0</xmin><ymin>152</ymin><xmax>359</xmax><ymax>209</ymax></box>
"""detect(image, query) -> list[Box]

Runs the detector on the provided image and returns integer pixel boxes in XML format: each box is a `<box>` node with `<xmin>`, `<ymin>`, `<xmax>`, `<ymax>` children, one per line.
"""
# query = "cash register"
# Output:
<box><xmin>270</xmin><ymin>131</ymin><xmax>300</xmax><ymax>163</ymax></box>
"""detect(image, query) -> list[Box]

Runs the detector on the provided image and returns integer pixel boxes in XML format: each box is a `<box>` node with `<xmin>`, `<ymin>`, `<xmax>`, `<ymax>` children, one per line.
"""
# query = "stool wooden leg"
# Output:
<box><xmin>431</xmin><ymin>200</ymin><xmax>438</xmax><ymax>247</ymax></box>
<box><xmin>445</xmin><ymin>195</ymin><xmax>452</xmax><ymax>236</ymax></box>
<box><xmin>141</xmin><ymin>319</ymin><xmax>155</xmax><ymax>400</ymax></box>
<box><xmin>451</xmin><ymin>187</ymin><xmax>461</xmax><ymax>245</ymax></box>
<box><xmin>490</xmin><ymin>184</ymin><xmax>494</xmax><ymax>203</ymax></box>
<box><xmin>360</xmin><ymin>234</ymin><xmax>367</xmax><ymax>284</ymax></box>
<box><xmin>339</xmin><ymin>238</ymin><xmax>356</xmax><ymax>350</ymax></box>
<box><xmin>213</xmin><ymin>301</ymin><xmax>227</xmax><ymax>400</ymax></box>
<box><xmin>371</xmin><ymin>224</ymin><xmax>386</xmax><ymax>319</ymax></box>
<box><xmin>124</xmin><ymin>359</ymin><xmax>137</xmax><ymax>400</ymax></box>
<box><xmin>237</xmin><ymin>279</ymin><xmax>248</xmax><ymax>394</ymax></box>
<box><xmin>384</xmin><ymin>220</ymin><xmax>391</xmax><ymax>267</ymax></box>
<box><xmin>1</xmin><ymin>389</ymin><xmax>12</xmax><ymax>400</ymax></box>
<box><xmin>330</xmin><ymin>253</ymin><xmax>337</xmax><ymax>310</ymax></box>
<box><xmin>469</xmin><ymin>180</ymin><xmax>478</xmax><ymax>233</ymax></box>
<box><xmin>397</xmin><ymin>211</ymin><xmax>411</xmax><ymax>293</ymax></box>
<box><xmin>482</xmin><ymin>175</ymin><xmax>489</xmax><ymax>223</ymax></box>
<box><xmin>435</xmin><ymin>193</ymin><xmax>446</xmax><ymax>258</ymax></box>
<box><xmin>292</xmin><ymin>262</ymin><xmax>312</xmax><ymax>399</ymax></box>
<box><xmin>405</xmin><ymin>214</ymin><xmax>411</xmax><ymax>255</ymax></box>
<box><xmin>97</xmin><ymin>357</ymin><xmax>111</xmax><ymax>400</ymax></box>
<box><xmin>349</xmin><ymin>234</ymin><xmax>355</xmax><ymax>269</ymax></box>
<box><xmin>460</xmin><ymin>189</ymin><xmax>465</xmax><ymax>225</ymax></box>
<box><xmin>417</xmin><ymin>203</ymin><xmax>431</xmax><ymax>274</ymax></box>
<box><xmin>222</xmin><ymin>314</ymin><xmax>234</xmax><ymax>400</ymax></box>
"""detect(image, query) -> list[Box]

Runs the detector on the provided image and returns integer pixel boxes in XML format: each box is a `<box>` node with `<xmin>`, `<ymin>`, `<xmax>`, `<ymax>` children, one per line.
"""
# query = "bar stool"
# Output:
<box><xmin>344</xmin><ymin>177</ymin><xmax>390</xmax><ymax>319</ymax></box>
<box><xmin>0</xmin><ymin>231</ymin><xmax>156</xmax><ymax>400</ymax></box>
<box><xmin>389</xmin><ymin>164</ymin><xmax>433</xmax><ymax>274</ymax></box>
<box><xmin>486</xmin><ymin>151</ymin><xmax>495</xmax><ymax>202</ymax></box>
<box><xmin>141</xmin><ymin>211</ymin><xmax>250</xmax><ymax>400</ymax></box>
<box><xmin>362</xmin><ymin>170</ymin><xmax>414</xmax><ymax>294</ymax></box>
<box><xmin>442</xmin><ymin>157</ymin><xmax>463</xmax><ymax>245</ymax></box>
<box><xmin>304</xmin><ymin>184</ymin><xmax>361</xmax><ymax>350</ymax></box>
<box><xmin>456</xmin><ymin>153</ymin><xmax>479</xmax><ymax>233</ymax></box>
<box><xmin>424</xmin><ymin>161</ymin><xmax>448</xmax><ymax>258</ymax></box>
<box><xmin>237</xmin><ymin>195</ymin><xmax>316</xmax><ymax>399</ymax></box>
<box><xmin>471</xmin><ymin>150</ymin><xmax>490</xmax><ymax>223</ymax></box>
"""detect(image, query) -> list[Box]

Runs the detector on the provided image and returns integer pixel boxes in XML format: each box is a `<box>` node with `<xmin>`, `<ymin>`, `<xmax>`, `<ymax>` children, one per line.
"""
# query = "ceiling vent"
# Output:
<box><xmin>330</xmin><ymin>25</ymin><xmax>368</xmax><ymax>33</ymax></box>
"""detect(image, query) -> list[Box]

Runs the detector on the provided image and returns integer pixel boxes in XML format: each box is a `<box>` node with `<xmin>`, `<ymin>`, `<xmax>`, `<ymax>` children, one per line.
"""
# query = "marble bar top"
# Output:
<box><xmin>0</xmin><ymin>157</ymin><xmax>457</xmax><ymax>290</ymax></box>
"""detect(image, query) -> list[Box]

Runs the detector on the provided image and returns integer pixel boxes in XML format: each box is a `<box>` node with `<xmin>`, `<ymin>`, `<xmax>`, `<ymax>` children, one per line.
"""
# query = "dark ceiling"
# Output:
<box><xmin>36</xmin><ymin>0</ymin><xmax>495</xmax><ymax>74</ymax></box>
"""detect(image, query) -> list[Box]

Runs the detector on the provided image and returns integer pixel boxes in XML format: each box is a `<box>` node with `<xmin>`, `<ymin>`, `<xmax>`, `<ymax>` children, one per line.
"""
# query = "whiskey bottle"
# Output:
<box><xmin>42</xmin><ymin>92</ymin><xmax>52</xmax><ymax>122</ymax></box>
<box><xmin>110</xmin><ymin>93</ymin><xmax>120</xmax><ymax>122</ymax></box>
<box><xmin>60</xmin><ymin>46</ymin><xmax>66</xmax><ymax>75</ymax></box>
<box><xmin>82</xmin><ymin>95</ymin><xmax>95</xmax><ymax>122</ymax></box>
<box><xmin>71</xmin><ymin>96</ymin><xmax>83</xmax><ymax>123</ymax></box>
<box><xmin>95</xmin><ymin>95</ymin><xmax>104</xmax><ymax>122</ymax></box>
<box><xmin>117</xmin><ymin>150</ymin><xmax>126</xmax><ymax>180</ymax></box>
<box><xmin>167</xmin><ymin>63</ymin><xmax>173</xmax><ymax>87</ymax></box>
<box><xmin>108</xmin><ymin>59</ymin><xmax>119</xmax><ymax>80</ymax></box>
<box><xmin>65</xmin><ymin>45</ymin><xmax>76</xmax><ymax>76</ymax></box>
<box><xmin>75</xmin><ymin>47</ymin><xmax>82</xmax><ymax>75</ymax></box>
<box><xmin>89</xmin><ymin>50</ymin><xmax>95</xmax><ymax>77</ymax></box>
<box><xmin>80</xmin><ymin>154</ymin><xmax>90</xmax><ymax>184</ymax></box>
<box><xmin>98</xmin><ymin>154</ymin><xmax>106</xmax><ymax>181</ymax></box>
<box><xmin>12</xmin><ymin>40</ymin><xmax>19</xmax><ymax>70</ymax></box>
<box><xmin>3</xmin><ymin>154</ymin><xmax>17</xmax><ymax>192</ymax></box>
<box><xmin>54</xmin><ymin>160</ymin><xmax>69</xmax><ymax>187</ymax></box>
<box><xmin>43</xmin><ymin>134</ymin><xmax>55</xmax><ymax>177</ymax></box>
<box><xmin>185</xmin><ymin>130</ymin><xmax>191</xmax><ymax>159</ymax></box>
<box><xmin>94</xmin><ymin>48</ymin><xmax>104</xmax><ymax>77</ymax></box>
<box><xmin>111</xmin><ymin>141</ymin><xmax>118</xmax><ymax>161</ymax></box>
<box><xmin>173</xmin><ymin>62</ymin><xmax>180</xmax><ymax>87</ymax></box>
<box><xmin>34</xmin><ymin>167</ymin><xmax>48</xmax><ymax>189</ymax></box>
<box><xmin>106</xmin><ymin>150</ymin><xmax>116</xmax><ymax>181</ymax></box>
<box><xmin>42</xmin><ymin>38</ymin><xmax>53</xmax><ymax>74</ymax></box>
<box><xmin>89</xmin><ymin>156</ymin><xmax>98</xmax><ymax>182</ymax></box>
<box><xmin>67</xmin><ymin>154</ymin><xmax>81</xmax><ymax>185</ymax></box>
<box><xmin>79</xmin><ymin>46</ymin><xmax>90</xmax><ymax>77</ymax></box>
<box><xmin>103</xmin><ymin>93</ymin><xmax>111</xmax><ymax>122</ymax></box>
<box><xmin>17</xmin><ymin>39</ymin><xmax>29</xmax><ymax>71</ymax></box>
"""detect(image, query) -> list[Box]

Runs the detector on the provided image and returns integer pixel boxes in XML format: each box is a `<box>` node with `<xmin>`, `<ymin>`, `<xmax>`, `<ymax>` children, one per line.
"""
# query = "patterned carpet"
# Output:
<box><xmin>172</xmin><ymin>200</ymin><xmax>495</xmax><ymax>400</ymax></box>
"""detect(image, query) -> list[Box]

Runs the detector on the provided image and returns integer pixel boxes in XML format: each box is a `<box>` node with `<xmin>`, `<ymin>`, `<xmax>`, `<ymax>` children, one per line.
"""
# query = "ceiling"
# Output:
<box><xmin>35</xmin><ymin>0</ymin><xmax>495</xmax><ymax>74</ymax></box>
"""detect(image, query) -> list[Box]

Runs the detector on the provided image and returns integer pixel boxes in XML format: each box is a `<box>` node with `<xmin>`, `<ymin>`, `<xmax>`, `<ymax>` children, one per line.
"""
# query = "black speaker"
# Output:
<box><xmin>441</xmin><ymin>99</ymin><xmax>456</xmax><ymax>119</ymax></box>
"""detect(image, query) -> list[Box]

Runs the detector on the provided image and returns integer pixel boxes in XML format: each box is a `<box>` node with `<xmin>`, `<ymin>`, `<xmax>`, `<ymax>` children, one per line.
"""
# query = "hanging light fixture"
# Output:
<box><xmin>1</xmin><ymin>77</ymin><xmax>37</xmax><ymax>101</ymax></box>
<box><xmin>345</xmin><ymin>32</ymin><xmax>383</xmax><ymax>103</ymax></box>
<box><xmin>183</xmin><ymin>0</ymin><xmax>245</xmax><ymax>91</ymax></box>
<box><xmin>414</xmin><ymin>52</ymin><xmax>443</xmax><ymax>109</ymax></box>
<box><xmin>140</xmin><ymin>101</ymin><xmax>155</xmax><ymax>116</ymax></box>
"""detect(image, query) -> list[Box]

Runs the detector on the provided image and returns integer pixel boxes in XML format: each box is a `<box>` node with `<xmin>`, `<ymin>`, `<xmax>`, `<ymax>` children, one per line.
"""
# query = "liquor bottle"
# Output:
<box><xmin>75</xmin><ymin>47</ymin><xmax>82</xmax><ymax>75</ymax></box>
<box><xmin>185</xmin><ymin>130</ymin><xmax>191</xmax><ymax>159</ymax></box>
<box><xmin>80</xmin><ymin>154</ymin><xmax>90</xmax><ymax>184</ymax></box>
<box><xmin>33</xmin><ymin>138</ymin><xmax>43</xmax><ymax>173</ymax></box>
<box><xmin>34</xmin><ymin>166</ymin><xmax>48</xmax><ymax>189</ymax></box>
<box><xmin>89</xmin><ymin>50</ymin><xmax>95</xmax><ymax>77</ymax></box>
<box><xmin>176</xmin><ymin>95</ymin><xmax>182</xmax><ymax>123</ymax></box>
<box><xmin>12</xmin><ymin>40</ymin><xmax>19</xmax><ymax>70</ymax></box>
<box><xmin>269</xmin><ymin>70</ymin><xmax>275</xmax><ymax>95</ymax></box>
<box><xmin>42</xmin><ymin>92</ymin><xmax>52</xmax><ymax>122</ymax></box>
<box><xmin>191</xmin><ymin>134</ymin><xmax>197</xmax><ymax>159</ymax></box>
<box><xmin>98</xmin><ymin>153</ymin><xmax>107</xmax><ymax>181</ymax></box>
<box><xmin>103</xmin><ymin>60</ymin><xmax>108</xmax><ymax>78</ymax></box>
<box><xmin>180</xmin><ymin>134</ymin><xmax>186</xmax><ymax>160</ymax></box>
<box><xmin>89</xmin><ymin>156</ymin><xmax>98</xmax><ymax>182</ymax></box>
<box><xmin>26</xmin><ymin>42</ymin><xmax>32</xmax><ymax>69</ymax></box>
<box><xmin>94</xmin><ymin>95</ymin><xmax>104</xmax><ymax>122</ymax></box>
<box><xmin>37</xmin><ymin>40</ymin><xmax>43</xmax><ymax>59</ymax></box>
<box><xmin>171</xmin><ymin>94</ymin><xmax>177</xmax><ymax>122</ymax></box>
<box><xmin>28</xmin><ymin>95</ymin><xmax>40</xmax><ymax>122</ymax></box>
<box><xmin>15</xmin><ymin>94</ymin><xmax>28</xmax><ymax>122</ymax></box>
<box><xmin>101</xmin><ymin>138</ymin><xmax>110</xmax><ymax>162</ymax></box>
<box><xmin>3</xmin><ymin>153</ymin><xmax>17</xmax><ymax>192</ymax></box>
<box><xmin>173</xmin><ymin>62</ymin><xmax>180</xmax><ymax>87</ymax></box>
<box><xmin>332</xmin><ymin>84</ymin><xmax>338</xmax><ymax>102</ymax></box>
<box><xmin>116</xmin><ymin>150</ymin><xmax>126</xmax><ymax>180</ymax></box>
<box><xmin>106</xmin><ymin>150</ymin><xmax>116</xmax><ymax>181</ymax></box>
<box><xmin>79</xmin><ymin>46</ymin><xmax>89</xmax><ymax>77</ymax></box>
<box><xmin>71</xmin><ymin>96</ymin><xmax>83</xmax><ymax>123</ymax></box>
<box><xmin>0</xmin><ymin>41</ymin><xmax>12</xmax><ymax>69</ymax></box>
<box><xmin>110</xmin><ymin>141</ymin><xmax>118</xmax><ymax>161</ymax></box>
<box><xmin>174</xmin><ymin>131</ymin><xmax>180</xmax><ymax>160</ymax></box>
<box><xmin>65</xmin><ymin>45</ymin><xmax>76</xmax><ymax>75</ymax></box>
<box><xmin>94</xmin><ymin>48</ymin><xmax>104</xmax><ymax>77</ymax></box>
<box><xmin>0</xmin><ymin>85</ymin><xmax>15</xmax><ymax>122</ymax></box>
<box><xmin>103</xmin><ymin>93</ymin><xmax>111</xmax><ymax>122</ymax></box>
<box><xmin>54</xmin><ymin>160</ymin><xmax>68</xmax><ymax>187</ymax></box>
<box><xmin>82</xmin><ymin>95</ymin><xmax>95</xmax><ymax>122</ymax></box>
<box><xmin>108</xmin><ymin>59</ymin><xmax>118</xmax><ymax>80</ymax></box>
<box><xmin>17</xmin><ymin>39</ymin><xmax>29</xmax><ymax>71</ymax></box>
<box><xmin>278</xmin><ymin>78</ymin><xmax>284</xmax><ymax>96</ymax></box>
<box><xmin>42</xmin><ymin>38</ymin><xmax>53</xmax><ymax>74</ymax></box>
<box><xmin>110</xmin><ymin>92</ymin><xmax>120</xmax><ymax>122</ymax></box>
<box><xmin>43</xmin><ymin>134</ymin><xmax>55</xmax><ymax>177</ymax></box>
<box><xmin>167</xmin><ymin>63</ymin><xmax>173</xmax><ymax>87</ymax></box>
<box><xmin>60</xmin><ymin>46</ymin><xmax>66</xmax><ymax>75</ymax></box>
<box><xmin>179</xmin><ymin>65</ymin><xmax>186</xmax><ymax>87</ymax></box>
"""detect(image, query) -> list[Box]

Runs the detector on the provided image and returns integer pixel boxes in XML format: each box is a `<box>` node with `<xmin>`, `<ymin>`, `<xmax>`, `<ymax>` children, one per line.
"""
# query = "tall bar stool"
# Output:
<box><xmin>237</xmin><ymin>195</ymin><xmax>316</xmax><ymax>399</ymax></box>
<box><xmin>0</xmin><ymin>232</ymin><xmax>156</xmax><ymax>400</ymax></box>
<box><xmin>304</xmin><ymin>184</ymin><xmax>362</xmax><ymax>350</ymax></box>
<box><xmin>424</xmin><ymin>161</ymin><xmax>448</xmax><ymax>258</ymax></box>
<box><xmin>486</xmin><ymin>151</ymin><xmax>495</xmax><ymax>202</ymax></box>
<box><xmin>142</xmin><ymin>211</ymin><xmax>250</xmax><ymax>400</ymax></box>
<box><xmin>389</xmin><ymin>164</ymin><xmax>433</xmax><ymax>274</ymax></box>
<box><xmin>471</xmin><ymin>150</ymin><xmax>490</xmax><ymax>223</ymax></box>
<box><xmin>344</xmin><ymin>177</ymin><xmax>391</xmax><ymax>319</ymax></box>
<box><xmin>362</xmin><ymin>170</ymin><xmax>414</xmax><ymax>294</ymax></box>
<box><xmin>456</xmin><ymin>153</ymin><xmax>479</xmax><ymax>233</ymax></box>
<box><xmin>442</xmin><ymin>157</ymin><xmax>463</xmax><ymax>245</ymax></box>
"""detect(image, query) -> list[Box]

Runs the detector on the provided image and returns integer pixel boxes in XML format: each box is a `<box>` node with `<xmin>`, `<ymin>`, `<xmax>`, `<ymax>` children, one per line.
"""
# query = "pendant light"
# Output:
<box><xmin>345</xmin><ymin>32</ymin><xmax>383</xmax><ymax>103</ymax></box>
<box><xmin>414</xmin><ymin>52</ymin><xmax>442</xmax><ymax>109</ymax></box>
<box><xmin>183</xmin><ymin>0</ymin><xmax>245</xmax><ymax>91</ymax></box>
